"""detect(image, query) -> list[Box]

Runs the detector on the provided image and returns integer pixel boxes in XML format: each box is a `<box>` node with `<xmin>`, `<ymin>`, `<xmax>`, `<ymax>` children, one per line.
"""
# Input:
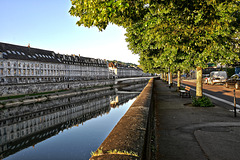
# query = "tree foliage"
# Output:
<box><xmin>69</xmin><ymin>0</ymin><xmax>240</xmax><ymax>73</ymax></box>
<box><xmin>107</xmin><ymin>59</ymin><xmax>138</xmax><ymax>67</ymax></box>
<box><xmin>69</xmin><ymin>0</ymin><xmax>149</xmax><ymax>30</ymax></box>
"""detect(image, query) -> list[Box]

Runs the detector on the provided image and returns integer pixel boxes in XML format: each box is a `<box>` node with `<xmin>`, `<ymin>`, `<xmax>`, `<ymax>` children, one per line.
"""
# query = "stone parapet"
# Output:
<box><xmin>90</xmin><ymin>78</ymin><xmax>154</xmax><ymax>160</ymax></box>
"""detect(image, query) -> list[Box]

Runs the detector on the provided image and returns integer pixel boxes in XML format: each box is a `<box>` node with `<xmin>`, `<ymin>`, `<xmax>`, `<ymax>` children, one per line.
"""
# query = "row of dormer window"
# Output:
<box><xmin>2</xmin><ymin>50</ymin><xmax>55</xmax><ymax>60</ymax></box>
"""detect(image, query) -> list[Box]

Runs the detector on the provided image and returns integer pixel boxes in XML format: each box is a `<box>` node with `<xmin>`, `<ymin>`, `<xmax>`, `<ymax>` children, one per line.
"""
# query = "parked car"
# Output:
<box><xmin>225</xmin><ymin>74</ymin><xmax>240</xmax><ymax>89</ymax></box>
<box><xmin>208</xmin><ymin>71</ymin><xmax>227</xmax><ymax>85</ymax></box>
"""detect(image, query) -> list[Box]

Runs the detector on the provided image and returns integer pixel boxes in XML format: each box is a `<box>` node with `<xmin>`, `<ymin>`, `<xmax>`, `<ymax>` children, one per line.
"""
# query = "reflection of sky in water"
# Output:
<box><xmin>4</xmin><ymin>98</ymin><xmax>135</xmax><ymax>160</ymax></box>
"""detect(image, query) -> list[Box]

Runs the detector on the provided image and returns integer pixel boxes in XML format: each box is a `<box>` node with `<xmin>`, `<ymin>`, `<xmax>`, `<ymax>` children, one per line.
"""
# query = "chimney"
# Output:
<box><xmin>28</xmin><ymin>43</ymin><xmax>30</xmax><ymax>48</ymax></box>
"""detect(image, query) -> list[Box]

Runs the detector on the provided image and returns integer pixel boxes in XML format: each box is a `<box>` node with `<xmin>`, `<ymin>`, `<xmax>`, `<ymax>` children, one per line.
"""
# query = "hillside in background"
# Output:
<box><xmin>107</xmin><ymin>60</ymin><xmax>139</xmax><ymax>68</ymax></box>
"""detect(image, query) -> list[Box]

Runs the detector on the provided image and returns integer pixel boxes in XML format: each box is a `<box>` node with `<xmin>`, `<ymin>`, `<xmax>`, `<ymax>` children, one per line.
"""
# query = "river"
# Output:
<box><xmin>0</xmin><ymin>82</ymin><xmax>147</xmax><ymax>160</ymax></box>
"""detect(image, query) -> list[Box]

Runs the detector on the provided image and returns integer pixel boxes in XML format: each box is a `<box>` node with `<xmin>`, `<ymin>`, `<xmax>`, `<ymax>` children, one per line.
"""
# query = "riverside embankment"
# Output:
<box><xmin>90</xmin><ymin>78</ymin><xmax>154</xmax><ymax>160</ymax></box>
<box><xmin>90</xmin><ymin>78</ymin><xmax>240</xmax><ymax>160</ymax></box>
<box><xmin>0</xmin><ymin>79</ymin><xmax>148</xmax><ymax>109</ymax></box>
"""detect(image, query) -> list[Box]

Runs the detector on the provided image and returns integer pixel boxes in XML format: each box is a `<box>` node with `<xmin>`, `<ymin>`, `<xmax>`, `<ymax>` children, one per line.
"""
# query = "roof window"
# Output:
<box><xmin>21</xmin><ymin>52</ymin><xmax>25</xmax><ymax>55</ymax></box>
<box><xmin>2</xmin><ymin>52</ymin><xmax>7</xmax><ymax>55</ymax></box>
<box><xmin>12</xmin><ymin>51</ymin><xmax>16</xmax><ymax>54</ymax></box>
<box><xmin>39</xmin><ymin>55</ymin><xmax>42</xmax><ymax>57</ymax></box>
<box><xmin>16</xmin><ymin>51</ymin><xmax>21</xmax><ymax>55</ymax></box>
<box><xmin>33</xmin><ymin>55</ymin><xmax>36</xmax><ymax>59</ymax></box>
<box><xmin>7</xmin><ymin>50</ymin><xmax>11</xmax><ymax>54</ymax></box>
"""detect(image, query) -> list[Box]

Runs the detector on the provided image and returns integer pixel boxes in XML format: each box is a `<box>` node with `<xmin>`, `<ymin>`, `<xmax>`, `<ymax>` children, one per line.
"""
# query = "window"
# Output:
<box><xmin>19</xmin><ymin>70</ymin><xmax>21</xmax><ymax>75</ymax></box>
<box><xmin>8</xmin><ymin>69</ymin><xmax>11</xmax><ymax>75</ymax></box>
<box><xmin>7</xmin><ymin>62</ymin><xmax>10</xmax><ymax>66</ymax></box>
<box><xmin>2</xmin><ymin>52</ymin><xmax>7</xmax><ymax>55</ymax></box>
<box><xmin>12</xmin><ymin>51</ymin><xmax>16</xmax><ymax>54</ymax></box>
<box><xmin>19</xmin><ymin>63</ymin><xmax>21</xmax><ymax>67</ymax></box>
<box><xmin>0</xmin><ymin>69</ymin><xmax>3</xmax><ymax>75</ymax></box>
<box><xmin>7</xmin><ymin>50</ymin><xmax>11</xmax><ymax>54</ymax></box>
<box><xmin>16</xmin><ymin>51</ymin><xmax>21</xmax><ymax>55</ymax></box>
<box><xmin>14</xmin><ymin>69</ymin><xmax>17</xmax><ymax>75</ymax></box>
<box><xmin>21</xmin><ymin>52</ymin><xmax>25</xmax><ymax>55</ymax></box>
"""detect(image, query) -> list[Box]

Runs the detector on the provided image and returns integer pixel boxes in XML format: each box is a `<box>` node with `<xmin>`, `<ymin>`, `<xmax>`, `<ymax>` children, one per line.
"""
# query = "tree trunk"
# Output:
<box><xmin>177</xmin><ymin>70</ymin><xmax>181</xmax><ymax>90</ymax></box>
<box><xmin>166</xmin><ymin>73</ymin><xmax>169</xmax><ymax>83</ymax></box>
<box><xmin>196</xmin><ymin>67</ymin><xmax>203</xmax><ymax>98</ymax></box>
<box><xmin>170</xmin><ymin>72</ymin><xmax>173</xmax><ymax>85</ymax></box>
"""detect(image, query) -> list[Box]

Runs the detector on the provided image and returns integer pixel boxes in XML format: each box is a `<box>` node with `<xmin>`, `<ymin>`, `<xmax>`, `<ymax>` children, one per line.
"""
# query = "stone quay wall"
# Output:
<box><xmin>0</xmin><ymin>79</ymin><xmax>115</xmax><ymax>96</ymax></box>
<box><xmin>90</xmin><ymin>78</ymin><xmax>154</xmax><ymax>160</ymax></box>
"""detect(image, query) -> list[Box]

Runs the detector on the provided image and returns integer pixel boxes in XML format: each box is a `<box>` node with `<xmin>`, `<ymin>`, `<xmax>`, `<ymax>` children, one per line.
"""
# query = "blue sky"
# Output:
<box><xmin>0</xmin><ymin>0</ymin><xmax>139</xmax><ymax>64</ymax></box>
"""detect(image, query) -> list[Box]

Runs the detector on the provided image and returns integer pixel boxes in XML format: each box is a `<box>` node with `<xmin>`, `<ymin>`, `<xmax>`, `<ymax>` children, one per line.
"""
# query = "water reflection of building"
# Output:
<box><xmin>0</xmin><ymin>90</ymin><xmax>113</xmax><ymax>159</ymax></box>
<box><xmin>110</xmin><ymin>83</ymin><xmax>147</xmax><ymax>108</ymax></box>
<box><xmin>0</xmin><ymin>83</ymin><xmax>147</xmax><ymax>159</ymax></box>
<box><xmin>110</xmin><ymin>94</ymin><xmax>138</xmax><ymax>108</ymax></box>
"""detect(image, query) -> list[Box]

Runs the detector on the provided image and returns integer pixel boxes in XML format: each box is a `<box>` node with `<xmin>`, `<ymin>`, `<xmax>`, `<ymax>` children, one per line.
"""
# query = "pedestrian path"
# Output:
<box><xmin>153</xmin><ymin>79</ymin><xmax>240</xmax><ymax>160</ymax></box>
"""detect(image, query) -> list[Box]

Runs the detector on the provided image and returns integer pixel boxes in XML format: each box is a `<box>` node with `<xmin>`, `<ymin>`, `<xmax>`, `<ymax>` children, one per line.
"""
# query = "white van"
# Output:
<box><xmin>208</xmin><ymin>71</ymin><xmax>227</xmax><ymax>85</ymax></box>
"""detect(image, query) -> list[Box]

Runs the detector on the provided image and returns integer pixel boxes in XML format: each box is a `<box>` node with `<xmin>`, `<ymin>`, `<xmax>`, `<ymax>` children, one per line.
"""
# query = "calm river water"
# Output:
<box><xmin>0</xmin><ymin>82</ymin><xmax>147</xmax><ymax>160</ymax></box>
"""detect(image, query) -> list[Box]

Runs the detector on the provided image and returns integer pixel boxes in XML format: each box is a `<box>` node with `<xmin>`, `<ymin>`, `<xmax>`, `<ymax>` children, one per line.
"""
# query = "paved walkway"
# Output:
<box><xmin>153</xmin><ymin>79</ymin><xmax>240</xmax><ymax>160</ymax></box>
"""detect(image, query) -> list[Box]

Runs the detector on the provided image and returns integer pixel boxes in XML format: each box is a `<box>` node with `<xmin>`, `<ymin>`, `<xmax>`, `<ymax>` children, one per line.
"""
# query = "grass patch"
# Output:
<box><xmin>0</xmin><ymin>95</ymin><xmax>25</xmax><ymax>101</ymax></box>
<box><xmin>91</xmin><ymin>148</ymin><xmax>138</xmax><ymax>157</ymax></box>
<box><xmin>107</xmin><ymin>149</ymin><xmax>138</xmax><ymax>157</ymax></box>
<box><xmin>0</xmin><ymin>89</ymin><xmax>68</xmax><ymax>101</ymax></box>
<box><xmin>91</xmin><ymin>147</ymin><xmax>104</xmax><ymax>157</ymax></box>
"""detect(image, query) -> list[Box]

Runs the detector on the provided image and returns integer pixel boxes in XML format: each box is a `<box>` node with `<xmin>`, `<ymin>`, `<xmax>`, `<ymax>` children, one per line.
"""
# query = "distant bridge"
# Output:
<box><xmin>114</xmin><ymin>76</ymin><xmax>157</xmax><ymax>84</ymax></box>
<box><xmin>116</xmin><ymin>91</ymin><xmax>141</xmax><ymax>94</ymax></box>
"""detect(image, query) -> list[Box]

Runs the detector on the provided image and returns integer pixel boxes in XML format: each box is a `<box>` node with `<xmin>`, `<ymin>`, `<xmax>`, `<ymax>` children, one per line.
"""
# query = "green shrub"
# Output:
<box><xmin>192</xmin><ymin>96</ymin><xmax>214</xmax><ymax>107</ymax></box>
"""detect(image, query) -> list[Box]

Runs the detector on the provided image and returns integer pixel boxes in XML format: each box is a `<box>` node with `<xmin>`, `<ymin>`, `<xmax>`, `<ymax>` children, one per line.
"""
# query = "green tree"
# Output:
<box><xmin>69</xmin><ymin>0</ymin><xmax>240</xmax><ymax>98</ymax></box>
